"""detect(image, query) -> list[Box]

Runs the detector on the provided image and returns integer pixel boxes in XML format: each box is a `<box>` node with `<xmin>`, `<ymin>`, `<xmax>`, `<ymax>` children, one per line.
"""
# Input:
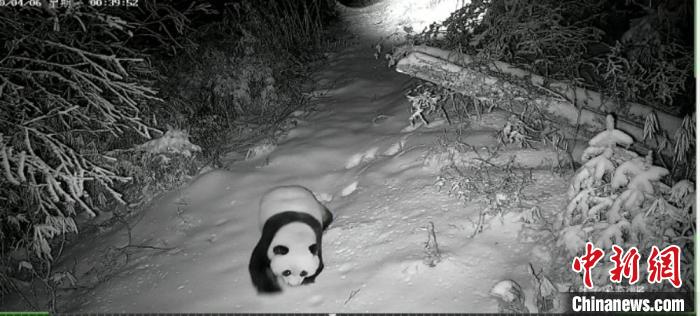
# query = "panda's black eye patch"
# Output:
<box><xmin>273</xmin><ymin>245</ymin><xmax>289</xmax><ymax>255</ymax></box>
<box><xmin>308</xmin><ymin>244</ymin><xmax>317</xmax><ymax>255</ymax></box>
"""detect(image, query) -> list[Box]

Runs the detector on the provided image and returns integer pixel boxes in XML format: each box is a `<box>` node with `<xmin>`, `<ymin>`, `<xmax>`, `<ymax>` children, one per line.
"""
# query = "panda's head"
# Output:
<box><xmin>249</xmin><ymin>211</ymin><xmax>324</xmax><ymax>293</ymax></box>
<box><xmin>267</xmin><ymin>224</ymin><xmax>320</xmax><ymax>287</ymax></box>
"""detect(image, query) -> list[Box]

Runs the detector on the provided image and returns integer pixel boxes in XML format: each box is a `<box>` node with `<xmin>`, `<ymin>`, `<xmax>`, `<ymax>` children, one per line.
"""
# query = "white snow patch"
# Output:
<box><xmin>345</xmin><ymin>147</ymin><xmax>379</xmax><ymax>169</ymax></box>
<box><xmin>400</xmin><ymin>123</ymin><xmax>422</xmax><ymax>133</ymax></box>
<box><xmin>383</xmin><ymin>135</ymin><xmax>408</xmax><ymax>156</ymax></box>
<box><xmin>490</xmin><ymin>280</ymin><xmax>523</xmax><ymax>302</ymax></box>
<box><xmin>426</xmin><ymin>118</ymin><xmax>446</xmax><ymax>128</ymax></box>
<box><xmin>135</xmin><ymin>129</ymin><xmax>201</xmax><ymax>157</ymax></box>
<box><xmin>345</xmin><ymin>152</ymin><xmax>364</xmax><ymax>169</ymax></box>
<box><xmin>337</xmin><ymin>263</ymin><xmax>354</xmax><ymax>273</ymax></box>
<box><xmin>307</xmin><ymin>295</ymin><xmax>325</xmax><ymax>306</ymax></box>
<box><xmin>382</xmin><ymin>142</ymin><xmax>401</xmax><ymax>156</ymax></box>
<box><xmin>291</xmin><ymin>110</ymin><xmax>307</xmax><ymax>117</ymax></box>
<box><xmin>314</xmin><ymin>192</ymin><xmax>334</xmax><ymax>203</ymax></box>
<box><xmin>341</xmin><ymin>181</ymin><xmax>358</xmax><ymax>197</ymax></box>
<box><xmin>245</xmin><ymin>141</ymin><xmax>276</xmax><ymax>160</ymax></box>
<box><xmin>339</xmin><ymin>0</ymin><xmax>466</xmax><ymax>42</ymax></box>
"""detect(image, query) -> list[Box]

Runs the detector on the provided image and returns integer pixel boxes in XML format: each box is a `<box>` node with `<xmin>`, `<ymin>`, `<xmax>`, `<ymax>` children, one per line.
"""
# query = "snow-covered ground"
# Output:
<box><xmin>337</xmin><ymin>0</ymin><xmax>465</xmax><ymax>42</ymax></box>
<box><xmin>5</xmin><ymin>1</ymin><xmax>575</xmax><ymax>313</ymax></box>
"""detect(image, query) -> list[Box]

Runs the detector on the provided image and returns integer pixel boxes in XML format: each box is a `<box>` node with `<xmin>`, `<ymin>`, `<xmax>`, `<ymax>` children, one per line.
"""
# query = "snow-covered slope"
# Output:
<box><xmin>5</xmin><ymin>2</ymin><xmax>574</xmax><ymax>313</ymax></box>
<box><xmin>51</xmin><ymin>39</ymin><xmax>570</xmax><ymax>313</ymax></box>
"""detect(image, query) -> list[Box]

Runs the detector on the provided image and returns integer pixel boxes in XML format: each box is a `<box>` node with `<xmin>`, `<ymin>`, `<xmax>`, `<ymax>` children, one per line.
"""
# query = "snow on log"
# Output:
<box><xmin>394</xmin><ymin>45</ymin><xmax>683</xmax><ymax>152</ymax></box>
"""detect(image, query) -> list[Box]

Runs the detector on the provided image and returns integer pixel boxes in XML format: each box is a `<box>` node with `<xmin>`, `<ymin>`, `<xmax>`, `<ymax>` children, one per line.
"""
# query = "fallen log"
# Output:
<box><xmin>394</xmin><ymin>45</ymin><xmax>685</xmax><ymax>158</ymax></box>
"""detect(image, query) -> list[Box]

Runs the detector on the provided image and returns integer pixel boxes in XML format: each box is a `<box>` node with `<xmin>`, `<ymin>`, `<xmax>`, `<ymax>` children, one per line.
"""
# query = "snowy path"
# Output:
<box><xmin>54</xmin><ymin>40</ymin><xmax>570</xmax><ymax>313</ymax></box>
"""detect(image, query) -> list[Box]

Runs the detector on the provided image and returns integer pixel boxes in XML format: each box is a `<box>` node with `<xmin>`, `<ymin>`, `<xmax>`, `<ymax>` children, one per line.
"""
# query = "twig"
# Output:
<box><xmin>468</xmin><ymin>207</ymin><xmax>488</xmax><ymax>239</ymax></box>
<box><xmin>114</xmin><ymin>211</ymin><xmax>173</xmax><ymax>252</ymax></box>
<box><xmin>5</xmin><ymin>277</ymin><xmax>39</xmax><ymax>311</ymax></box>
<box><xmin>423</xmin><ymin>221</ymin><xmax>442</xmax><ymax>266</ymax></box>
<box><xmin>395</xmin><ymin>144</ymin><xmax>428</xmax><ymax>158</ymax></box>
<box><xmin>344</xmin><ymin>288</ymin><xmax>361</xmax><ymax>305</ymax></box>
<box><xmin>118</xmin><ymin>244</ymin><xmax>176</xmax><ymax>251</ymax></box>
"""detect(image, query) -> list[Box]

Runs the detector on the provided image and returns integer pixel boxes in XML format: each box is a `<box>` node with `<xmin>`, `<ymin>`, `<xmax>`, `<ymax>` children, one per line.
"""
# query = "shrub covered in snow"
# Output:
<box><xmin>559</xmin><ymin>114</ymin><xmax>694</xmax><ymax>292</ymax></box>
<box><xmin>416</xmin><ymin>0</ymin><xmax>692</xmax><ymax>115</ymax></box>
<box><xmin>173</xmin><ymin>47</ymin><xmax>282</xmax><ymax>121</ymax></box>
<box><xmin>112</xmin><ymin>129</ymin><xmax>202</xmax><ymax>206</ymax></box>
<box><xmin>0</xmin><ymin>0</ymin><xmax>337</xmax><ymax>307</ymax></box>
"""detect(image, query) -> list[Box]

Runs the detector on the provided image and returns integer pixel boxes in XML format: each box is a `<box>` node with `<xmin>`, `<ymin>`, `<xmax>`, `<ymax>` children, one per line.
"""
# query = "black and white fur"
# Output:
<box><xmin>249</xmin><ymin>185</ymin><xmax>332</xmax><ymax>294</ymax></box>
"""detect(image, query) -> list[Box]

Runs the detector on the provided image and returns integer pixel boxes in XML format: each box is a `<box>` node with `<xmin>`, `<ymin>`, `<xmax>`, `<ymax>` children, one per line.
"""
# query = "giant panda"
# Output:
<box><xmin>249</xmin><ymin>185</ymin><xmax>333</xmax><ymax>294</ymax></box>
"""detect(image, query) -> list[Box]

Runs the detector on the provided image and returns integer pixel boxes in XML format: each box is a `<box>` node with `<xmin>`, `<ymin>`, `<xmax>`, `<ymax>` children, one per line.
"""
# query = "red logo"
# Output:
<box><xmin>572</xmin><ymin>243</ymin><xmax>682</xmax><ymax>289</ymax></box>
<box><xmin>572</xmin><ymin>242</ymin><xmax>605</xmax><ymax>288</ymax></box>
<box><xmin>609</xmin><ymin>245</ymin><xmax>641</xmax><ymax>284</ymax></box>
<box><xmin>647</xmin><ymin>245</ymin><xmax>682</xmax><ymax>288</ymax></box>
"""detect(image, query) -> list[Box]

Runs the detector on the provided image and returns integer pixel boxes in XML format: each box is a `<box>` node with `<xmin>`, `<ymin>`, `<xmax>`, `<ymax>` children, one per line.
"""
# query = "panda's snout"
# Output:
<box><xmin>284</xmin><ymin>275</ymin><xmax>304</xmax><ymax>286</ymax></box>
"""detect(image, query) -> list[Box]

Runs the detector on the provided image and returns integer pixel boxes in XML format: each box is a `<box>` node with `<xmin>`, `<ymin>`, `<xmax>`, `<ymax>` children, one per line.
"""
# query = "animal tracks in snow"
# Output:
<box><xmin>400</xmin><ymin>118</ymin><xmax>446</xmax><ymax>133</ymax></box>
<box><xmin>382</xmin><ymin>135</ymin><xmax>408</xmax><ymax>156</ymax></box>
<box><xmin>339</xmin><ymin>135</ymin><xmax>411</xmax><ymax>198</ymax></box>
<box><xmin>344</xmin><ymin>135</ymin><xmax>409</xmax><ymax>170</ymax></box>
<box><xmin>341</xmin><ymin>181</ymin><xmax>358</xmax><ymax>197</ymax></box>
<box><xmin>372</xmin><ymin>114</ymin><xmax>390</xmax><ymax>125</ymax></box>
<box><xmin>345</xmin><ymin>146</ymin><xmax>379</xmax><ymax>169</ymax></box>
<box><xmin>313</xmin><ymin>192</ymin><xmax>334</xmax><ymax>203</ymax></box>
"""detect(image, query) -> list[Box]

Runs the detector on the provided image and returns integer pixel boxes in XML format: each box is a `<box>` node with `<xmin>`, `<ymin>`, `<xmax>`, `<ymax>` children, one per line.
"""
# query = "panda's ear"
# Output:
<box><xmin>249</xmin><ymin>239</ymin><xmax>281</xmax><ymax>294</ymax></box>
<box><xmin>321</xmin><ymin>206</ymin><xmax>333</xmax><ymax>230</ymax></box>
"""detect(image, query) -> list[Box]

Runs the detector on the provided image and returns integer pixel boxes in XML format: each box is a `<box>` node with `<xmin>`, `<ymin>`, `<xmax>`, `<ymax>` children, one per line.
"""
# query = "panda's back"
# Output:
<box><xmin>259</xmin><ymin>185</ymin><xmax>328</xmax><ymax>229</ymax></box>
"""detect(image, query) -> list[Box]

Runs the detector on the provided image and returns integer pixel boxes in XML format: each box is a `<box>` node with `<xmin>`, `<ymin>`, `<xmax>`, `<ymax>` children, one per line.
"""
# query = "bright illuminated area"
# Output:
<box><xmin>0</xmin><ymin>0</ymin><xmax>694</xmax><ymax>314</ymax></box>
<box><xmin>339</xmin><ymin>0</ymin><xmax>468</xmax><ymax>40</ymax></box>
